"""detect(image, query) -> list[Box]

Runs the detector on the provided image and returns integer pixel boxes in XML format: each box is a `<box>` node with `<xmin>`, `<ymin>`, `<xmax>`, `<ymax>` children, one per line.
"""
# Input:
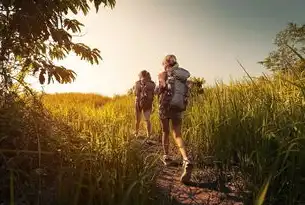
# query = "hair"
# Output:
<box><xmin>138</xmin><ymin>70</ymin><xmax>151</xmax><ymax>81</ymax></box>
<box><xmin>146</xmin><ymin>72</ymin><xmax>152</xmax><ymax>80</ymax></box>
<box><xmin>162</xmin><ymin>54</ymin><xmax>178</xmax><ymax>69</ymax></box>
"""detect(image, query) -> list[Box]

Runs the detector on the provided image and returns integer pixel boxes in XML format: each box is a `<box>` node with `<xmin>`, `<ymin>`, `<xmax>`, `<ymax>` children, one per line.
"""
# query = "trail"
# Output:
<box><xmin>136</xmin><ymin>137</ymin><xmax>246</xmax><ymax>205</ymax></box>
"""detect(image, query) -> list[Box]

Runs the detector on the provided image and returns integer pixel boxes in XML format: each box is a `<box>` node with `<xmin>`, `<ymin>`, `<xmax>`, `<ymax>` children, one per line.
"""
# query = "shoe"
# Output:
<box><xmin>133</xmin><ymin>132</ymin><xmax>139</xmax><ymax>138</ymax></box>
<box><xmin>145</xmin><ymin>135</ymin><xmax>158</xmax><ymax>144</ymax></box>
<box><xmin>161</xmin><ymin>155</ymin><xmax>173</xmax><ymax>166</ymax></box>
<box><xmin>180</xmin><ymin>160</ymin><xmax>193</xmax><ymax>184</ymax></box>
<box><xmin>146</xmin><ymin>134</ymin><xmax>152</xmax><ymax>141</ymax></box>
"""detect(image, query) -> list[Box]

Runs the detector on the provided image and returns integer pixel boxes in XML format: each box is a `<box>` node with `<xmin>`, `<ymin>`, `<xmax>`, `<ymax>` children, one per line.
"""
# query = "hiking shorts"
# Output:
<box><xmin>159</xmin><ymin>107</ymin><xmax>182</xmax><ymax>132</ymax></box>
<box><xmin>135</xmin><ymin>101</ymin><xmax>152</xmax><ymax>113</ymax></box>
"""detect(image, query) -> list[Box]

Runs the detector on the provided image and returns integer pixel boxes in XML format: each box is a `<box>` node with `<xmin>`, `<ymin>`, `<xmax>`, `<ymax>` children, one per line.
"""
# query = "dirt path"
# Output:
<box><xmin>156</xmin><ymin>165</ymin><xmax>244</xmax><ymax>205</ymax></box>
<box><xmin>136</xmin><ymin>138</ymin><xmax>246</xmax><ymax>205</ymax></box>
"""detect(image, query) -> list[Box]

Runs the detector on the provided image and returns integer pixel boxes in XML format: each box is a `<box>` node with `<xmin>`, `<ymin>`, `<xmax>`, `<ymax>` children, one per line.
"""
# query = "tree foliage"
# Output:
<box><xmin>259</xmin><ymin>23</ymin><xmax>305</xmax><ymax>72</ymax></box>
<box><xmin>0</xmin><ymin>0</ymin><xmax>116</xmax><ymax>94</ymax></box>
<box><xmin>127</xmin><ymin>87</ymin><xmax>134</xmax><ymax>96</ymax></box>
<box><xmin>188</xmin><ymin>76</ymin><xmax>205</xmax><ymax>96</ymax></box>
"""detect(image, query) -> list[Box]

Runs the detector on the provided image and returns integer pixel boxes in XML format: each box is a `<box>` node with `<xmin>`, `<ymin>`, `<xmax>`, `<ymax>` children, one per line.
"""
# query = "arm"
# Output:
<box><xmin>151</xmin><ymin>81</ymin><xmax>156</xmax><ymax>94</ymax></box>
<box><xmin>154</xmin><ymin>85</ymin><xmax>159</xmax><ymax>95</ymax></box>
<box><xmin>158</xmin><ymin>71</ymin><xmax>167</xmax><ymax>88</ymax></box>
<box><xmin>133</xmin><ymin>83</ymin><xmax>137</xmax><ymax>95</ymax></box>
<box><xmin>134</xmin><ymin>81</ymin><xmax>141</xmax><ymax>101</ymax></box>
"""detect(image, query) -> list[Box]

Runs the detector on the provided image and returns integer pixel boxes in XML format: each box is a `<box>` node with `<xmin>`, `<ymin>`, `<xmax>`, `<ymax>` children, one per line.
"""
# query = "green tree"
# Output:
<box><xmin>0</xmin><ymin>0</ymin><xmax>116</xmax><ymax>94</ymax></box>
<box><xmin>188</xmin><ymin>76</ymin><xmax>205</xmax><ymax>96</ymax></box>
<box><xmin>259</xmin><ymin>23</ymin><xmax>305</xmax><ymax>72</ymax></box>
<box><xmin>127</xmin><ymin>86</ymin><xmax>135</xmax><ymax>96</ymax></box>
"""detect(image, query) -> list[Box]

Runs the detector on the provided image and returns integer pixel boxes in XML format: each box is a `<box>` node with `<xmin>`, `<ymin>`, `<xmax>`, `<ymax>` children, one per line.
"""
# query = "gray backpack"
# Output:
<box><xmin>166</xmin><ymin>67</ymin><xmax>190</xmax><ymax>111</ymax></box>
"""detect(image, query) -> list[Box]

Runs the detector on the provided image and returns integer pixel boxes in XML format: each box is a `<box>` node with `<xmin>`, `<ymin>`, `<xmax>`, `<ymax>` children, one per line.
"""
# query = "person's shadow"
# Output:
<box><xmin>184</xmin><ymin>180</ymin><xmax>244</xmax><ymax>203</ymax></box>
<box><xmin>164</xmin><ymin>161</ymin><xmax>230</xmax><ymax>192</ymax></box>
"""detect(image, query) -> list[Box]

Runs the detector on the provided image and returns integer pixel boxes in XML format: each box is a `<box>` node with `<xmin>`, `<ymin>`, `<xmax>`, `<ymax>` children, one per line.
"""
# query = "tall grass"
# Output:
<box><xmin>42</xmin><ymin>94</ymin><xmax>164</xmax><ymax>205</ymax></box>
<box><xmin>183</xmin><ymin>74</ymin><xmax>305</xmax><ymax>204</ymax></box>
<box><xmin>2</xmin><ymin>72</ymin><xmax>305</xmax><ymax>204</ymax></box>
<box><xmin>0</xmin><ymin>93</ymin><xmax>164</xmax><ymax>205</ymax></box>
<box><xmin>42</xmin><ymin>73</ymin><xmax>305</xmax><ymax>204</ymax></box>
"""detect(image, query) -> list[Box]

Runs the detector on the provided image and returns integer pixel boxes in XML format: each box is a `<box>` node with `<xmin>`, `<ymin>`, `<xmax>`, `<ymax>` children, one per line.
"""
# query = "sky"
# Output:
<box><xmin>30</xmin><ymin>0</ymin><xmax>305</xmax><ymax>97</ymax></box>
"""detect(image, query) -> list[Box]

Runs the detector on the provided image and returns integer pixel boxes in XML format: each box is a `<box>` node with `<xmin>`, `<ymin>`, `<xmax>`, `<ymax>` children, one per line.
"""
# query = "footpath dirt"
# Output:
<box><xmin>136</xmin><ymin>137</ymin><xmax>247</xmax><ymax>205</ymax></box>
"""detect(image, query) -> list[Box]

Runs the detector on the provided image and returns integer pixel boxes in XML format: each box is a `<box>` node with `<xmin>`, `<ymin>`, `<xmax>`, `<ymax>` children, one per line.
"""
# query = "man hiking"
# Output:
<box><xmin>134</xmin><ymin>70</ymin><xmax>156</xmax><ymax>138</ymax></box>
<box><xmin>157</xmin><ymin>54</ymin><xmax>193</xmax><ymax>184</ymax></box>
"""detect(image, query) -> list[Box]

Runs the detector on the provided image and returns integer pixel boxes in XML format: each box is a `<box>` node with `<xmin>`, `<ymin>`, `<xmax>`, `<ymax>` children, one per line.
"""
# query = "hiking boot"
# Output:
<box><xmin>146</xmin><ymin>134</ymin><xmax>152</xmax><ymax>140</ymax></box>
<box><xmin>144</xmin><ymin>135</ymin><xmax>158</xmax><ymax>144</ymax></box>
<box><xmin>161</xmin><ymin>155</ymin><xmax>173</xmax><ymax>166</ymax></box>
<box><xmin>133</xmin><ymin>132</ymin><xmax>139</xmax><ymax>138</ymax></box>
<box><xmin>180</xmin><ymin>160</ymin><xmax>193</xmax><ymax>184</ymax></box>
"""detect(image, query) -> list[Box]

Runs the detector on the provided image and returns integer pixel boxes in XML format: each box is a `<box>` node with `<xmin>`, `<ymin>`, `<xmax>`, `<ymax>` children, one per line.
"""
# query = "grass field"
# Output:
<box><xmin>1</xmin><ymin>73</ymin><xmax>305</xmax><ymax>205</ymax></box>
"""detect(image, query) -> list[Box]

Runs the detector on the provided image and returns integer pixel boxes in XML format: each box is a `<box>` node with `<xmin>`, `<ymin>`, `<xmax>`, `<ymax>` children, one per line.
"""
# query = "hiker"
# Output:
<box><xmin>157</xmin><ymin>54</ymin><xmax>193</xmax><ymax>184</ymax></box>
<box><xmin>134</xmin><ymin>70</ymin><xmax>156</xmax><ymax>138</ymax></box>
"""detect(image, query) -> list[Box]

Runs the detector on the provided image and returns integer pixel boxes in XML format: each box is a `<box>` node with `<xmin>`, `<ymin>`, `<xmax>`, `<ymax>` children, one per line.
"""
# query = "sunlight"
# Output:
<box><xmin>2</xmin><ymin>1</ymin><xmax>305</xmax><ymax>204</ymax></box>
<box><xmin>30</xmin><ymin>0</ymin><xmax>272</xmax><ymax>96</ymax></box>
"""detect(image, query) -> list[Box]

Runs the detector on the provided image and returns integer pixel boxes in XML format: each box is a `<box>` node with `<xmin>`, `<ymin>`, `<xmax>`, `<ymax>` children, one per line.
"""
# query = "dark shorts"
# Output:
<box><xmin>159</xmin><ymin>106</ymin><xmax>182</xmax><ymax>119</ymax></box>
<box><xmin>135</xmin><ymin>101</ymin><xmax>152</xmax><ymax>112</ymax></box>
<box><xmin>159</xmin><ymin>107</ymin><xmax>182</xmax><ymax>133</ymax></box>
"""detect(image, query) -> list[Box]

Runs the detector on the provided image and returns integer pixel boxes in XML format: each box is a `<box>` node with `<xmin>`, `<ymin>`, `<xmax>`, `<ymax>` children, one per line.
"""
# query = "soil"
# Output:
<box><xmin>136</xmin><ymin>137</ymin><xmax>248</xmax><ymax>205</ymax></box>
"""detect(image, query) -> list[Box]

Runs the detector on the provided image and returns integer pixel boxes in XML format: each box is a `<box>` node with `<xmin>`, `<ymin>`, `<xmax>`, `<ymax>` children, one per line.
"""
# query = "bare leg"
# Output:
<box><xmin>135</xmin><ymin>106</ymin><xmax>142</xmax><ymax>136</ymax></box>
<box><xmin>161</xmin><ymin>118</ymin><xmax>170</xmax><ymax>156</ymax></box>
<box><xmin>158</xmin><ymin>119</ymin><xmax>162</xmax><ymax>142</ymax></box>
<box><xmin>172</xmin><ymin>117</ymin><xmax>193</xmax><ymax>183</ymax></box>
<box><xmin>143</xmin><ymin>109</ymin><xmax>152</xmax><ymax>137</ymax></box>
<box><xmin>172</xmin><ymin>119</ymin><xmax>189</xmax><ymax>161</ymax></box>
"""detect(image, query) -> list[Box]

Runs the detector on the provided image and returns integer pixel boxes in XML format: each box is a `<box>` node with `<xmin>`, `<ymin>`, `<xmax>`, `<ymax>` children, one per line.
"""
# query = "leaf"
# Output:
<box><xmin>53</xmin><ymin>72</ymin><xmax>62</xmax><ymax>83</ymax></box>
<box><xmin>286</xmin><ymin>44</ymin><xmax>305</xmax><ymax>61</ymax></box>
<box><xmin>93</xmin><ymin>0</ymin><xmax>116</xmax><ymax>12</ymax></box>
<box><xmin>66</xmin><ymin>1</ymin><xmax>78</xmax><ymax>14</ymax></box>
<box><xmin>47</xmin><ymin>72</ymin><xmax>53</xmax><ymax>84</ymax></box>
<box><xmin>32</xmin><ymin>62</ymin><xmax>41</xmax><ymax>74</ymax></box>
<box><xmin>39</xmin><ymin>70</ymin><xmax>45</xmax><ymax>84</ymax></box>
<box><xmin>64</xmin><ymin>19</ymin><xmax>84</xmax><ymax>33</ymax></box>
<box><xmin>79</xmin><ymin>2</ymin><xmax>90</xmax><ymax>15</ymax></box>
<box><xmin>1</xmin><ymin>0</ymin><xmax>115</xmax><ymax>88</ymax></box>
<box><xmin>255</xmin><ymin>175</ymin><xmax>271</xmax><ymax>205</ymax></box>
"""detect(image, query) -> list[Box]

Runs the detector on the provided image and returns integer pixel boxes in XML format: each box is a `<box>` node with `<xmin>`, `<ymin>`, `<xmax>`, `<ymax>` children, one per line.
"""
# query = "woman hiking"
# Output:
<box><xmin>134</xmin><ymin>70</ymin><xmax>156</xmax><ymax>138</ymax></box>
<box><xmin>157</xmin><ymin>54</ymin><xmax>193</xmax><ymax>184</ymax></box>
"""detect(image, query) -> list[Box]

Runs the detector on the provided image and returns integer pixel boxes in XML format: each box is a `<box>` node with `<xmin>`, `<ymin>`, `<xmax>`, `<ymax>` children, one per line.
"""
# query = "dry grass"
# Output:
<box><xmin>1</xmin><ymin>73</ymin><xmax>305</xmax><ymax>204</ymax></box>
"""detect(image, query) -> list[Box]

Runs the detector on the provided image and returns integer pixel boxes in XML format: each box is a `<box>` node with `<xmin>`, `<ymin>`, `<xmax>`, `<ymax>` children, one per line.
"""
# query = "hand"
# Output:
<box><xmin>158</xmin><ymin>71</ymin><xmax>166</xmax><ymax>87</ymax></box>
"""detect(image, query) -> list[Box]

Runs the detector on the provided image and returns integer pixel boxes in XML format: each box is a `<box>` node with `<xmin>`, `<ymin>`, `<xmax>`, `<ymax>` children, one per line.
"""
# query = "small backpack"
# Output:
<box><xmin>165</xmin><ymin>67</ymin><xmax>190</xmax><ymax>111</ymax></box>
<box><xmin>139</xmin><ymin>80</ymin><xmax>155</xmax><ymax>109</ymax></box>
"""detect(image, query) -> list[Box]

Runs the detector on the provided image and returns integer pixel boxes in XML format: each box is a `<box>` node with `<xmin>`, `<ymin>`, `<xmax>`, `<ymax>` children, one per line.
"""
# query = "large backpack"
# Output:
<box><xmin>165</xmin><ymin>67</ymin><xmax>190</xmax><ymax>111</ymax></box>
<box><xmin>139</xmin><ymin>80</ymin><xmax>155</xmax><ymax>109</ymax></box>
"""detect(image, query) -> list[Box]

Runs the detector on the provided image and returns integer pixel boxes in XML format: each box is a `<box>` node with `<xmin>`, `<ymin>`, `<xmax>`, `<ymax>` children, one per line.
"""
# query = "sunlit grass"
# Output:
<box><xmin>40</xmin><ymin>73</ymin><xmax>305</xmax><ymax>204</ymax></box>
<box><xmin>41</xmin><ymin>74</ymin><xmax>305</xmax><ymax>204</ymax></box>
<box><xmin>2</xmin><ymin>73</ymin><xmax>305</xmax><ymax>204</ymax></box>
<box><xmin>183</xmin><ymin>73</ymin><xmax>305</xmax><ymax>204</ymax></box>
<box><xmin>42</xmin><ymin>94</ymin><xmax>161</xmax><ymax>205</ymax></box>
<box><xmin>0</xmin><ymin>93</ymin><xmax>163</xmax><ymax>205</ymax></box>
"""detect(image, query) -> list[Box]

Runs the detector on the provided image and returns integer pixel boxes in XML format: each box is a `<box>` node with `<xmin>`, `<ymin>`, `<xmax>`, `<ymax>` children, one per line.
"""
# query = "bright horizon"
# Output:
<box><xmin>29</xmin><ymin>0</ymin><xmax>305</xmax><ymax>97</ymax></box>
